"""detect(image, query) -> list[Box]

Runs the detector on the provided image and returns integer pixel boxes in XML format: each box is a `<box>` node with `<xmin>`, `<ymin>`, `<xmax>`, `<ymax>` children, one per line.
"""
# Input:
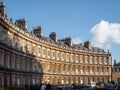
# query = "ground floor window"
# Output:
<box><xmin>62</xmin><ymin>79</ymin><xmax>64</xmax><ymax>84</ymax></box>
<box><xmin>32</xmin><ymin>78</ymin><xmax>35</xmax><ymax>85</ymax></box>
<box><xmin>17</xmin><ymin>77</ymin><xmax>20</xmax><ymax>86</ymax></box>
<box><xmin>2</xmin><ymin>76</ymin><xmax>4</xmax><ymax>86</ymax></box>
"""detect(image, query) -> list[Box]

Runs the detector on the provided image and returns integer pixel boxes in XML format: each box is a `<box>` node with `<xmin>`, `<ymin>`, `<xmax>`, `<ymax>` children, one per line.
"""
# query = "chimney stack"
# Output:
<box><xmin>33</xmin><ymin>26</ymin><xmax>42</xmax><ymax>38</ymax></box>
<box><xmin>0</xmin><ymin>2</ymin><xmax>7</xmax><ymax>17</ymax></box>
<box><xmin>84</xmin><ymin>41</ymin><xmax>91</xmax><ymax>49</ymax></box>
<box><xmin>49</xmin><ymin>32</ymin><xmax>57</xmax><ymax>42</ymax></box>
<box><xmin>114</xmin><ymin>59</ymin><xmax>117</xmax><ymax>66</ymax></box>
<box><xmin>15</xmin><ymin>18</ymin><xmax>27</xmax><ymax>30</ymax></box>
<box><xmin>64</xmin><ymin>37</ymin><xmax>72</xmax><ymax>46</ymax></box>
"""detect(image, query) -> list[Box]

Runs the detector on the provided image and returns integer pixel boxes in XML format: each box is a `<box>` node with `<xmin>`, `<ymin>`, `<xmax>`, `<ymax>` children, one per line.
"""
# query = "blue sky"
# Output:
<box><xmin>3</xmin><ymin>0</ymin><xmax>120</xmax><ymax>64</ymax></box>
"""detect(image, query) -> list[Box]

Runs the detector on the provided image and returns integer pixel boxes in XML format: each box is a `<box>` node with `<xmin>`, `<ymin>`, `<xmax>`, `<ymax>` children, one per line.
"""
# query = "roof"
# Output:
<box><xmin>114</xmin><ymin>62</ymin><xmax>120</xmax><ymax>66</ymax></box>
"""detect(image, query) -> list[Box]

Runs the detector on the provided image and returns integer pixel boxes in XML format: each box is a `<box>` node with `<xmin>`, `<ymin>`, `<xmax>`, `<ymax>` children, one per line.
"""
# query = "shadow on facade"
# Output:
<box><xmin>0</xmin><ymin>20</ymin><xmax>44</xmax><ymax>90</ymax></box>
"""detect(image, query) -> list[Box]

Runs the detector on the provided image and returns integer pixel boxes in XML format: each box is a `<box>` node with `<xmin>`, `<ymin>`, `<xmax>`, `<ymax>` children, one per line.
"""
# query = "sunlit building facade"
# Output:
<box><xmin>0</xmin><ymin>2</ymin><xmax>112</xmax><ymax>86</ymax></box>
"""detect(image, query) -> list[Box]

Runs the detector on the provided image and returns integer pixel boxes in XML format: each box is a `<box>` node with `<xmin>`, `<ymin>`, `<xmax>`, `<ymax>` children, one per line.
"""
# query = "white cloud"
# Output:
<box><xmin>105</xmin><ymin>44</ymin><xmax>111</xmax><ymax>50</ymax></box>
<box><xmin>72</xmin><ymin>37</ymin><xmax>82</xmax><ymax>44</ymax></box>
<box><xmin>91</xmin><ymin>20</ymin><xmax>120</xmax><ymax>49</ymax></box>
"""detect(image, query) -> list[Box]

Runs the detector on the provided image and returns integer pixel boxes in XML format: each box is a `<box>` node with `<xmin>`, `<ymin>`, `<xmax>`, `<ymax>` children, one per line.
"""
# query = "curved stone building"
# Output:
<box><xmin>0</xmin><ymin>2</ymin><xmax>112</xmax><ymax>86</ymax></box>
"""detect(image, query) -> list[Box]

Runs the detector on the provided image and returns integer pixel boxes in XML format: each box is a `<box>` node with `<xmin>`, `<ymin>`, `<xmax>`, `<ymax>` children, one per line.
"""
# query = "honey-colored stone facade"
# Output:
<box><xmin>112</xmin><ymin>72</ymin><xmax>120</xmax><ymax>82</ymax></box>
<box><xmin>0</xmin><ymin>2</ymin><xmax>112</xmax><ymax>86</ymax></box>
<box><xmin>112</xmin><ymin>61</ymin><xmax>120</xmax><ymax>83</ymax></box>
